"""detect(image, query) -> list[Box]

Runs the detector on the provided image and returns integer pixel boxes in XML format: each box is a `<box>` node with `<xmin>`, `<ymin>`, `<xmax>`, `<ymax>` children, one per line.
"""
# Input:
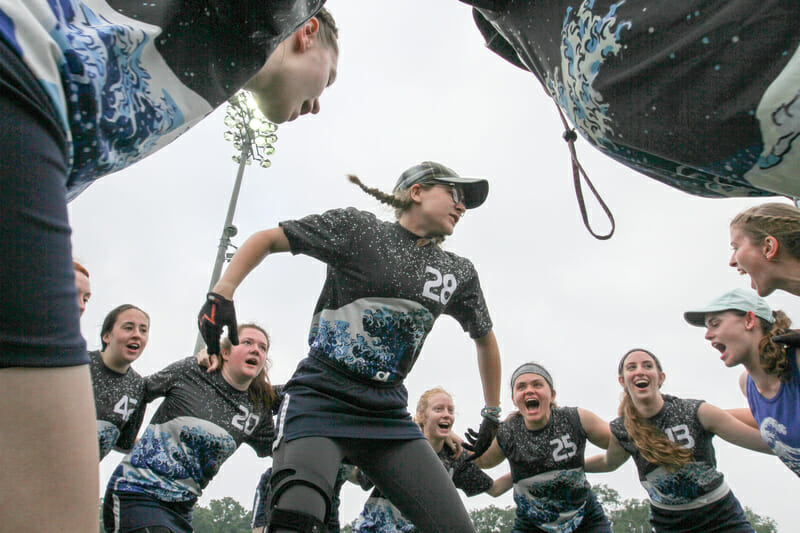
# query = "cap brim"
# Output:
<box><xmin>683</xmin><ymin>311</ymin><xmax>708</xmax><ymax>327</ymax></box>
<box><xmin>433</xmin><ymin>176</ymin><xmax>489</xmax><ymax>209</ymax></box>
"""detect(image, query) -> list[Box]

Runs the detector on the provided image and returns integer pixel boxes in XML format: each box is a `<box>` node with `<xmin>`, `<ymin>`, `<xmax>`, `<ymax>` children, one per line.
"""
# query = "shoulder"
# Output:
<box><xmin>609</xmin><ymin>416</ymin><xmax>627</xmax><ymax>437</ymax></box>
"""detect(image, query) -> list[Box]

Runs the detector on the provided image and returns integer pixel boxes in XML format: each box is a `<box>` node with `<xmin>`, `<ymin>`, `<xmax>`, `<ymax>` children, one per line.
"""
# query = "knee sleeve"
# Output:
<box><xmin>267</xmin><ymin>464</ymin><xmax>333</xmax><ymax>533</ymax></box>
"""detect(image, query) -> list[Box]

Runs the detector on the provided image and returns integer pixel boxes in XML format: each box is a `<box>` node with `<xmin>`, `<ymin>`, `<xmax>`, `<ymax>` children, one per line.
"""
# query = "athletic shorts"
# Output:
<box><xmin>513</xmin><ymin>490</ymin><xmax>612</xmax><ymax>533</ymax></box>
<box><xmin>650</xmin><ymin>490</ymin><xmax>754</xmax><ymax>533</ymax></box>
<box><xmin>0</xmin><ymin>37</ymin><xmax>88</xmax><ymax>367</ymax></box>
<box><xmin>103</xmin><ymin>490</ymin><xmax>194</xmax><ymax>533</ymax></box>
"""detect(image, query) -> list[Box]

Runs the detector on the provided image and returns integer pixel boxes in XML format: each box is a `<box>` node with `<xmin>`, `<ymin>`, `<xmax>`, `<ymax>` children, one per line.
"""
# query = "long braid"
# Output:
<box><xmin>347</xmin><ymin>174</ymin><xmax>410</xmax><ymax>211</ymax></box>
<box><xmin>619</xmin><ymin>392</ymin><xmax>694</xmax><ymax>470</ymax></box>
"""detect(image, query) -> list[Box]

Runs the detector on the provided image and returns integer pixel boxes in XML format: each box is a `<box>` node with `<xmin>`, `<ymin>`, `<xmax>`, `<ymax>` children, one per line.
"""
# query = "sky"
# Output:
<box><xmin>69</xmin><ymin>0</ymin><xmax>797</xmax><ymax>528</ymax></box>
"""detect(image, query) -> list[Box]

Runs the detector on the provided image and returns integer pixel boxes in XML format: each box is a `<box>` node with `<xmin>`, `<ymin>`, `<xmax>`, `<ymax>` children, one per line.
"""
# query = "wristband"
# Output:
<box><xmin>480</xmin><ymin>406</ymin><xmax>501</xmax><ymax>423</ymax></box>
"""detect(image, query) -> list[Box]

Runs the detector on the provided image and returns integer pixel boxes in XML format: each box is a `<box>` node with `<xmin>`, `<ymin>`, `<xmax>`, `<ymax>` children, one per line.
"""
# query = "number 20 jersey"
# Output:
<box><xmin>497</xmin><ymin>407</ymin><xmax>591</xmax><ymax>533</ymax></box>
<box><xmin>280</xmin><ymin>208</ymin><xmax>493</xmax><ymax>384</ymax></box>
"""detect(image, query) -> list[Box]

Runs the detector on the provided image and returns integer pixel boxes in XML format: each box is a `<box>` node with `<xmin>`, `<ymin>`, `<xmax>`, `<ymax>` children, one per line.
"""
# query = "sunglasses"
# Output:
<box><xmin>436</xmin><ymin>182</ymin><xmax>464</xmax><ymax>205</ymax></box>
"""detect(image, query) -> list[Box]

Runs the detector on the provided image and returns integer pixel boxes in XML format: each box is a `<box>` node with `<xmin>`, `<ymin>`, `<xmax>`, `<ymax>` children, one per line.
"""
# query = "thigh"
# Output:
<box><xmin>270</xmin><ymin>437</ymin><xmax>346</xmax><ymax>523</ymax></box>
<box><xmin>0</xmin><ymin>37</ymin><xmax>85</xmax><ymax>367</ymax></box>
<box><xmin>349</xmin><ymin>438</ymin><xmax>475</xmax><ymax>533</ymax></box>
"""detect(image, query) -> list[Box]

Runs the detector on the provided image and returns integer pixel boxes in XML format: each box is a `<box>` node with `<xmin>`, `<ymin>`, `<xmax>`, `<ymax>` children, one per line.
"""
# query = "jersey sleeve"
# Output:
<box><xmin>452</xmin><ymin>455</ymin><xmax>494</xmax><ymax>497</ymax></box>
<box><xmin>143</xmin><ymin>356</ymin><xmax>194</xmax><ymax>403</ymax></box>
<box><xmin>279</xmin><ymin>208</ymin><xmax>369</xmax><ymax>266</ymax></box>
<box><xmin>496</xmin><ymin>416</ymin><xmax>517</xmax><ymax>459</ymax></box>
<box><xmin>444</xmin><ymin>260</ymin><xmax>493</xmax><ymax>339</ymax></box>
<box><xmin>114</xmin><ymin>397</ymin><xmax>147</xmax><ymax>453</ymax></box>
<box><xmin>609</xmin><ymin>417</ymin><xmax>636</xmax><ymax>456</ymax></box>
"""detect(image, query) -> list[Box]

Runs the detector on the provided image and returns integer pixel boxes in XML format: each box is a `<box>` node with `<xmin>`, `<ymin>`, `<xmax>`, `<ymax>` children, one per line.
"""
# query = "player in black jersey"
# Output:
<box><xmin>104</xmin><ymin>324</ymin><xmax>277</xmax><ymax>532</ymax></box>
<box><xmin>91</xmin><ymin>304</ymin><xmax>150</xmax><ymax>460</ymax></box>
<box><xmin>198</xmin><ymin>161</ymin><xmax>501</xmax><ymax>532</ymax></box>
<box><xmin>586</xmin><ymin>349</ymin><xmax>772</xmax><ymax>533</ymax></box>
<box><xmin>474</xmin><ymin>362</ymin><xmax>612</xmax><ymax>533</ymax></box>
<box><xmin>353</xmin><ymin>387</ymin><xmax>512</xmax><ymax>532</ymax></box>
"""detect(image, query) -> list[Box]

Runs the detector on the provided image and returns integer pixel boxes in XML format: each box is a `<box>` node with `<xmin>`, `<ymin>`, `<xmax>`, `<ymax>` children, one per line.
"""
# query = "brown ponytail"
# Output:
<box><xmin>758</xmin><ymin>310</ymin><xmax>793</xmax><ymax>382</ymax></box>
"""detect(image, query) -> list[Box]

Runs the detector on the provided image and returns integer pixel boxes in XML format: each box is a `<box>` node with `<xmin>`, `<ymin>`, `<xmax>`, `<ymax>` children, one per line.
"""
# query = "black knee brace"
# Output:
<box><xmin>266</xmin><ymin>464</ymin><xmax>333</xmax><ymax>533</ymax></box>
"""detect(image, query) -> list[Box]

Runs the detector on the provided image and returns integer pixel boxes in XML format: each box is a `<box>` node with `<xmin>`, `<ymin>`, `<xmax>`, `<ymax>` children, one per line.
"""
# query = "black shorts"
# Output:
<box><xmin>0</xmin><ymin>37</ymin><xmax>87</xmax><ymax>367</ymax></box>
<box><xmin>103</xmin><ymin>490</ymin><xmax>194</xmax><ymax>533</ymax></box>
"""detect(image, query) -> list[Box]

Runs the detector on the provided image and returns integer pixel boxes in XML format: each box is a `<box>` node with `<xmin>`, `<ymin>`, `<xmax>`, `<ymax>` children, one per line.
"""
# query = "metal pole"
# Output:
<box><xmin>193</xmin><ymin>134</ymin><xmax>251</xmax><ymax>353</ymax></box>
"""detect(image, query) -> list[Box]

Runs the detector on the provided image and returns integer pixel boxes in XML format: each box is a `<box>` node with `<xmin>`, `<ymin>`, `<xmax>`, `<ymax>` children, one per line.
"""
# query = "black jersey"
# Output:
<box><xmin>280</xmin><ymin>208</ymin><xmax>492</xmax><ymax>385</ymax></box>
<box><xmin>89</xmin><ymin>350</ymin><xmax>147</xmax><ymax>459</ymax></box>
<box><xmin>610</xmin><ymin>395</ymin><xmax>726</xmax><ymax>510</ymax></box>
<box><xmin>497</xmin><ymin>407</ymin><xmax>592</xmax><ymax>533</ymax></box>
<box><xmin>467</xmin><ymin>0</ymin><xmax>800</xmax><ymax>200</ymax></box>
<box><xmin>352</xmin><ymin>446</ymin><xmax>493</xmax><ymax>532</ymax></box>
<box><xmin>107</xmin><ymin>357</ymin><xmax>274</xmax><ymax>503</ymax></box>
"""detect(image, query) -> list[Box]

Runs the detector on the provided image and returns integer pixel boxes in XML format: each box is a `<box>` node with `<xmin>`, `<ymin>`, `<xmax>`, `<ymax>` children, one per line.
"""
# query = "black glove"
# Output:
<box><xmin>197</xmin><ymin>292</ymin><xmax>238</xmax><ymax>355</ymax></box>
<box><xmin>772</xmin><ymin>330</ymin><xmax>800</xmax><ymax>348</ymax></box>
<box><xmin>463</xmin><ymin>416</ymin><xmax>499</xmax><ymax>460</ymax></box>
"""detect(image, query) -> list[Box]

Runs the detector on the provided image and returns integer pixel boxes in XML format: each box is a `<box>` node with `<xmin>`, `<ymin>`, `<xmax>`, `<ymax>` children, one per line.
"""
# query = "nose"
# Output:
<box><xmin>728</xmin><ymin>250</ymin><xmax>737</xmax><ymax>267</ymax></box>
<box><xmin>455</xmin><ymin>202</ymin><xmax>466</xmax><ymax>214</ymax></box>
<box><xmin>300</xmin><ymin>99</ymin><xmax>321</xmax><ymax>116</ymax></box>
<box><xmin>78</xmin><ymin>301</ymin><xmax>86</xmax><ymax>316</ymax></box>
<box><xmin>704</xmin><ymin>328</ymin><xmax>713</xmax><ymax>340</ymax></box>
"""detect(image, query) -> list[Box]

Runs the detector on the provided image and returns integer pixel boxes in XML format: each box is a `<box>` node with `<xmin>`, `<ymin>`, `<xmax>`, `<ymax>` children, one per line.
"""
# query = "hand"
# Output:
<box><xmin>194</xmin><ymin>348</ymin><xmax>221</xmax><ymax>372</ymax></box>
<box><xmin>197</xmin><ymin>292</ymin><xmax>238</xmax><ymax>355</ymax></box>
<box><xmin>445</xmin><ymin>431</ymin><xmax>464</xmax><ymax>460</ymax></box>
<box><xmin>772</xmin><ymin>330</ymin><xmax>800</xmax><ymax>348</ymax></box>
<box><xmin>463</xmin><ymin>416</ymin><xmax>499</xmax><ymax>460</ymax></box>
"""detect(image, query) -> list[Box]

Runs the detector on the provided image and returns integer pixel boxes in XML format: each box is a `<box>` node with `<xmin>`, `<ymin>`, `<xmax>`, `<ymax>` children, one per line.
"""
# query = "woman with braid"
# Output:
<box><xmin>684</xmin><ymin>288</ymin><xmax>800</xmax><ymax>476</ymax></box>
<box><xmin>197</xmin><ymin>161</ymin><xmax>501</xmax><ymax>532</ymax></box>
<box><xmin>729</xmin><ymin>203</ymin><xmax>800</xmax><ymax>297</ymax></box>
<box><xmin>586</xmin><ymin>349</ymin><xmax>772</xmax><ymax>533</ymax></box>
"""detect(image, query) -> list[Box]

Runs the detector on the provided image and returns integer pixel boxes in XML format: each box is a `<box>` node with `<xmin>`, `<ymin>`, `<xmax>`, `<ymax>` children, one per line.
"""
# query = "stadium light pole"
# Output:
<box><xmin>194</xmin><ymin>91</ymin><xmax>277</xmax><ymax>353</ymax></box>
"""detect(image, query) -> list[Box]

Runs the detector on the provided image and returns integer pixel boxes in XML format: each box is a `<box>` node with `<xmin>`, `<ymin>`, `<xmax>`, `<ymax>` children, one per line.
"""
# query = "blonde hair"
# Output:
<box><xmin>415</xmin><ymin>387</ymin><xmax>453</xmax><ymax>430</ymax></box>
<box><xmin>617</xmin><ymin>349</ymin><xmax>693</xmax><ymax>470</ymax></box>
<box><xmin>731</xmin><ymin>203</ymin><xmax>800</xmax><ymax>260</ymax></box>
<box><xmin>313</xmin><ymin>7</ymin><xmax>339</xmax><ymax>55</ymax></box>
<box><xmin>220</xmin><ymin>323</ymin><xmax>277</xmax><ymax>412</ymax></box>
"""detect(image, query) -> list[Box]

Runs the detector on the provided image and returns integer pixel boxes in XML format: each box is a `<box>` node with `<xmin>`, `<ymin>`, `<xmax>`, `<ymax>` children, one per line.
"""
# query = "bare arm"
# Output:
<box><xmin>486</xmin><ymin>472</ymin><xmax>513</xmax><ymax>497</ymax></box>
<box><xmin>473</xmin><ymin>437</ymin><xmax>505</xmax><ymax>469</ymax></box>
<box><xmin>738</xmin><ymin>371</ymin><xmax>748</xmax><ymax>397</ymax></box>
<box><xmin>578</xmin><ymin>408</ymin><xmax>611</xmax><ymax>450</ymax></box>
<box><xmin>474</xmin><ymin>330</ymin><xmax>501</xmax><ymax>409</ymax></box>
<box><xmin>212</xmin><ymin>227</ymin><xmax>291</xmax><ymax>298</ymax></box>
<box><xmin>585</xmin><ymin>434</ymin><xmax>630</xmax><ymax>473</ymax></box>
<box><xmin>697</xmin><ymin>402</ymin><xmax>771</xmax><ymax>454</ymax></box>
<box><xmin>726</xmin><ymin>407</ymin><xmax>758</xmax><ymax>428</ymax></box>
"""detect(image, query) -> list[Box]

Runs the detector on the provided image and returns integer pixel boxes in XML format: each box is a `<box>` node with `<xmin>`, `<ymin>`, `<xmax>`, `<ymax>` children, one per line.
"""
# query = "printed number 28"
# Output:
<box><xmin>422</xmin><ymin>266</ymin><xmax>457</xmax><ymax>305</ymax></box>
<box><xmin>550</xmin><ymin>435</ymin><xmax>577</xmax><ymax>462</ymax></box>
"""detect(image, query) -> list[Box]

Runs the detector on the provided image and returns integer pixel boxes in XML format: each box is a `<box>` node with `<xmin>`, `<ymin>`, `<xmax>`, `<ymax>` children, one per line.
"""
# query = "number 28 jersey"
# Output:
<box><xmin>280</xmin><ymin>208</ymin><xmax>493</xmax><ymax>384</ymax></box>
<box><xmin>497</xmin><ymin>407</ymin><xmax>591</xmax><ymax>533</ymax></box>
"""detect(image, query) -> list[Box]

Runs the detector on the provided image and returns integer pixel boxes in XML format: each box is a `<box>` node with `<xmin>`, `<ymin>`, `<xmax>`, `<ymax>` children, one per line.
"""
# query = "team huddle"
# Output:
<box><xmin>2</xmin><ymin>0</ymin><xmax>800</xmax><ymax>532</ymax></box>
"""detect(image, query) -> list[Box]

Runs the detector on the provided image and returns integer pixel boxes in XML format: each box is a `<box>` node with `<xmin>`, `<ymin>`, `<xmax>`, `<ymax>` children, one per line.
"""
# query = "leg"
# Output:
<box><xmin>0</xmin><ymin>39</ymin><xmax>96</xmax><ymax>532</ymax></box>
<box><xmin>349</xmin><ymin>438</ymin><xmax>476</xmax><ymax>533</ymax></box>
<box><xmin>269</xmin><ymin>437</ymin><xmax>345</xmax><ymax>532</ymax></box>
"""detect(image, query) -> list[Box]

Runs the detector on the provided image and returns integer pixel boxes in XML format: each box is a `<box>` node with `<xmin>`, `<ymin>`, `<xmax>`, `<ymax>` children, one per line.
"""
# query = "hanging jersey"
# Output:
<box><xmin>280</xmin><ymin>207</ymin><xmax>492</xmax><ymax>385</ymax></box>
<box><xmin>90</xmin><ymin>350</ymin><xmax>146</xmax><ymax>459</ymax></box>
<box><xmin>610</xmin><ymin>395</ymin><xmax>727</xmax><ymax>510</ymax></box>
<box><xmin>352</xmin><ymin>446</ymin><xmax>492</xmax><ymax>532</ymax></box>
<box><xmin>107</xmin><ymin>357</ymin><xmax>274</xmax><ymax>502</ymax></box>
<box><xmin>747</xmin><ymin>348</ymin><xmax>800</xmax><ymax>476</ymax></box>
<box><xmin>496</xmin><ymin>407</ymin><xmax>593</xmax><ymax>533</ymax></box>
<box><xmin>0</xmin><ymin>0</ymin><xmax>322</xmax><ymax>198</ymax></box>
<box><xmin>467</xmin><ymin>0</ymin><xmax>800</xmax><ymax>199</ymax></box>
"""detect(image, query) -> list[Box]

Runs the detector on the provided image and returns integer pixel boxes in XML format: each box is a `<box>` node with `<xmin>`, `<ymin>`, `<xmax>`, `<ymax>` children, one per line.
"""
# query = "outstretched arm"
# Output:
<box><xmin>486</xmin><ymin>472</ymin><xmax>513</xmax><ymax>497</ymax></box>
<box><xmin>698</xmin><ymin>402</ymin><xmax>771</xmax><ymax>454</ymax></box>
<box><xmin>579</xmin><ymin>408</ymin><xmax>611</xmax><ymax>450</ymax></box>
<box><xmin>212</xmin><ymin>227</ymin><xmax>291</xmax><ymax>298</ymax></box>
<box><xmin>475</xmin><ymin>330</ymin><xmax>501</xmax><ymax>408</ymax></box>
<box><xmin>472</xmin><ymin>437</ymin><xmax>505</xmax><ymax>469</ymax></box>
<box><xmin>585</xmin><ymin>434</ymin><xmax>630</xmax><ymax>473</ymax></box>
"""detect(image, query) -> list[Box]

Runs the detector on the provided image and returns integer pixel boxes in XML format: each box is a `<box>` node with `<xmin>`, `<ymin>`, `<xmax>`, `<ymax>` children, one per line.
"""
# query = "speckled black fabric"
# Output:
<box><xmin>497</xmin><ymin>407</ymin><xmax>602</xmax><ymax>532</ymax></box>
<box><xmin>90</xmin><ymin>350</ymin><xmax>147</xmax><ymax>459</ymax></box>
<box><xmin>610</xmin><ymin>395</ymin><xmax>726</xmax><ymax>510</ymax></box>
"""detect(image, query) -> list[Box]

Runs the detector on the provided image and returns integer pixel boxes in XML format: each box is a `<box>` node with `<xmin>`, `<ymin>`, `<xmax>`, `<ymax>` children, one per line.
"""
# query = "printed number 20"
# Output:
<box><xmin>550</xmin><ymin>435</ymin><xmax>577</xmax><ymax>462</ymax></box>
<box><xmin>232</xmin><ymin>405</ymin><xmax>260</xmax><ymax>436</ymax></box>
<box><xmin>422</xmin><ymin>266</ymin><xmax>457</xmax><ymax>305</ymax></box>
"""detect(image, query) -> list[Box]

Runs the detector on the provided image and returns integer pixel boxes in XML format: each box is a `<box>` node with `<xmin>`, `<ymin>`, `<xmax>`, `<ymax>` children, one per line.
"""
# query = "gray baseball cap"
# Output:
<box><xmin>393</xmin><ymin>161</ymin><xmax>489</xmax><ymax>209</ymax></box>
<box><xmin>683</xmin><ymin>288</ymin><xmax>775</xmax><ymax>327</ymax></box>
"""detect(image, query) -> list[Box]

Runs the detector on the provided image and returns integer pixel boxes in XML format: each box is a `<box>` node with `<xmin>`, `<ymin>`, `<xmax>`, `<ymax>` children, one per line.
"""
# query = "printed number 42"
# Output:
<box><xmin>422</xmin><ymin>266</ymin><xmax>457</xmax><ymax>305</ymax></box>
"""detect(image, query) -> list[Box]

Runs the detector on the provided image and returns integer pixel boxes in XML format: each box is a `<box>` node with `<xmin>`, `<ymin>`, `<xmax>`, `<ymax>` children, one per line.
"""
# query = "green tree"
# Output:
<box><xmin>469</xmin><ymin>504</ymin><xmax>516</xmax><ymax>533</ymax></box>
<box><xmin>593</xmin><ymin>484</ymin><xmax>650</xmax><ymax>532</ymax></box>
<box><xmin>745</xmin><ymin>506</ymin><xmax>778</xmax><ymax>533</ymax></box>
<box><xmin>193</xmin><ymin>497</ymin><xmax>252</xmax><ymax>533</ymax></box>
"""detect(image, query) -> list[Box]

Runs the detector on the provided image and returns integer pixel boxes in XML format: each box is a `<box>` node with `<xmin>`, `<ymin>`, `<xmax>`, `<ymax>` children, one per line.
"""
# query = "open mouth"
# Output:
<box><xmin>634</xmin><ymin>379</ymin><xmax>649</xmax><ymax>390</ymax></box>
<box><xmin>525</xmin><ymin>398</ymin><xmax>540</xmax><ymax>409</ymax></box>
<box><xmin>437</xmin><ymin>421</ymin><xmax>451</xmax><ymax>430</ymax></box>
<box><xmin>126</xmin><ymin>342</ymin><xmax>140</xmax><ymax>352</ymax></box>
<box><xmin>244</xmin><ymin>356</ymin><xmax>261</xmax><ymax>367</ymax></box>
<box><xmin>712</xmin><ymin>342</ymin><xmax>726</xmax><ymax>354</ymax></box>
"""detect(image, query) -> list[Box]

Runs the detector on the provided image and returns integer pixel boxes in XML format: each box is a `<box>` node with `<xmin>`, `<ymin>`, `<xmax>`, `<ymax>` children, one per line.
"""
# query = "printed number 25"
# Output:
<box><xmin>550</xmin><ymin>435</ymin><xmax>577</xmax><ymax>462</ymax></box>
<box><xmin>422</xmin><ymin>266</ymin><xmax>457</xmax><ymax>305</ymax></box>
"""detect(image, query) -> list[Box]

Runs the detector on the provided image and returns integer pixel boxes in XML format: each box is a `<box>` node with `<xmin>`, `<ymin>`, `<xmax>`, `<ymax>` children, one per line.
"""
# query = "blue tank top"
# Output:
<box><xmin>747</xmin><ymin>348</ymin><xmax>800</xmax><ymax>476</ymax></box>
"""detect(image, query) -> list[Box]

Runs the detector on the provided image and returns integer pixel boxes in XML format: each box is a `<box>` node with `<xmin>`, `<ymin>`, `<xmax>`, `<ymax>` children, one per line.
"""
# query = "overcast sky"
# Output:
<box><xmin>68</xmin><ymin>0</ymin><xmax>797</xmax><ymax>527</ymax></box>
